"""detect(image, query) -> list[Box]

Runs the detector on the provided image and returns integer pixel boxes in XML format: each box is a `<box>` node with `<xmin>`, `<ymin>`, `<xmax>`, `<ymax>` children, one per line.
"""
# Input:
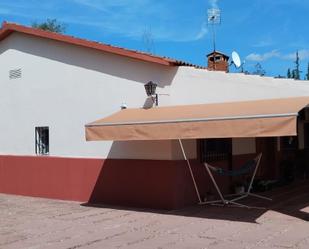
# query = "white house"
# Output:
<box><xmin>1</xmin><ymin>22</ymin><xmax>309</xmax><ymax>209</ymax></box>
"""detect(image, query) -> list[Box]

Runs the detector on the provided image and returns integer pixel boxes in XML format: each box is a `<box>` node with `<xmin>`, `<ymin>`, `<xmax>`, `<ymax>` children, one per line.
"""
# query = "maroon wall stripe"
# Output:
<box><xmin>0</xmin><ymin>154</ymin><xmax>255</xmax><ymax>209</ymax></box>
<box><xmin>0</xmin><ymin>155</ymin><xmax>199</xmax><ymax>209</ymax></box>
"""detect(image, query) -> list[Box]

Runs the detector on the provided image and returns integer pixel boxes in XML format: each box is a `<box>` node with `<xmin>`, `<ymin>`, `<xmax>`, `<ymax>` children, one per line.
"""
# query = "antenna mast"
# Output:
<box><xmin>207</xmin><ymin>8</ymin><xmax>221</xmax><ymax>70</ymax></box>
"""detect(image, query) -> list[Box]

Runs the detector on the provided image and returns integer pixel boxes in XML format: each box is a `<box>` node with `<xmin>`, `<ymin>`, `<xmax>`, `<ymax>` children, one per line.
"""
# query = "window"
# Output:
<box><xmin>214</xmin><ymin>56</ymin><xmax>222</xmax><ymax>62</ymax></box>
<box><xmin>35</xmin><ymin>127</ymin><xmax>49</xmax><ymax>155</ymax></box>
<box><xmin>209</xmin><ymin>56</ymin><xmax>222</xmax><ymax>62</ymax></box>
<box><xmin>199</xmin><ymin>138</ymin><xmax>232</xmax><ymax>162</ymax></box>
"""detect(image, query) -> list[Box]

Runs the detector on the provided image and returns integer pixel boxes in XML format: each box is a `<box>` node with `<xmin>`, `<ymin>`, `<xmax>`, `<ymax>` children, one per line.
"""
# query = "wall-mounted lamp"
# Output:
<box><xmin>144</xmin><ymin>81</ymin><xmax>158</xmax><ymax>106</ymax></box>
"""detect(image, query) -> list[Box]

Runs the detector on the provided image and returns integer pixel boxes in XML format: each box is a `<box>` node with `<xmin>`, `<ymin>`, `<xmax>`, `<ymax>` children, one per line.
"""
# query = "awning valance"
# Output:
<box><xmin>85</xmin><ymin>97</ymin><xmax>309</xmax><ymax>141</ymax></box>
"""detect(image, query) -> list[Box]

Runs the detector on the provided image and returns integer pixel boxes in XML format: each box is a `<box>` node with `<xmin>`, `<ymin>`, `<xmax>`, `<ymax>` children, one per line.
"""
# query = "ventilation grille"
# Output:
<box><xmin>9</xmin><ymin>69</ymin><xmax>22</xmax><ymax>79</ymax></box>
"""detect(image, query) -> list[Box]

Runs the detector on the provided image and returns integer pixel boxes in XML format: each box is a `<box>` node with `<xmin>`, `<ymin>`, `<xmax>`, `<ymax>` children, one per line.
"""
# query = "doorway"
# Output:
<box><xmin>256</xmin><ymin>137</ymin><xmax>277</xmax><ymax>179</ymax></box>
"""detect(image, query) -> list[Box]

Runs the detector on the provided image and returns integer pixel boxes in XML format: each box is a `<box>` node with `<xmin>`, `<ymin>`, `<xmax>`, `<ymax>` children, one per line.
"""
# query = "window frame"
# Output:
<box><xmin>35</xmin><ymin>126</ymin><xmax>49</xmax><ymax>155</ymax></box>
<box><xmin>198</xmin><ymin>138</ymin><xmax>232</xmax><ymax>163</ymax></box>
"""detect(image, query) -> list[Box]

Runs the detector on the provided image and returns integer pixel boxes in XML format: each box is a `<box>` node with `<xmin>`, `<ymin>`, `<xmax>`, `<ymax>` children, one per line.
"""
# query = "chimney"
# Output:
<box><xmin>207</xmin><ymin>51</ymin><xmax>229</xmax><ymax>72</ymax></box>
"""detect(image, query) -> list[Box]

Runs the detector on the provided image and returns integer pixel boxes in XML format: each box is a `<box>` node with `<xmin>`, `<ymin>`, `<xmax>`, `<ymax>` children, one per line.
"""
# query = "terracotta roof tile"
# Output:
<box><xmin>0</xmin><ymin>21</ymin><xmax>204</xmax><ymax>68</ymax></box>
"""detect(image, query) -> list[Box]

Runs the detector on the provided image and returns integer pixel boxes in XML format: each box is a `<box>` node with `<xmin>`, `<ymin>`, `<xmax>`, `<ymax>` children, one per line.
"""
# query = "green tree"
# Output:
<box><xmin>287</xmin><ymin>68</ymin><xmax>291</xmax><ymax>78</ymax></box>
<box><xmin>292</xmin><ymin>69</ymin><xmax>296</xmax><ymax>79</ymax></box>
<box><xmin>32</xmin><ymin>19</ymin><xmax>66</xmax><ymax>33</ymax></box>
<box><xmin>252</xmin><ymin>63</ymin><xmax>266</xmax><ymax>76</ymax></box>
<box><xmin>294</xmin><ymin>51</ymin><xmax>301</xmax><ymax>80</ymax></box>
<box><xmin>275</xmin><ymin>75</ymin><xmax>285</xmax><ymax>79</ymax></box>
<box><xmin>306</xmin><ymin>62</ymin><xmax>309</xmax><ymax>80</ymax></box>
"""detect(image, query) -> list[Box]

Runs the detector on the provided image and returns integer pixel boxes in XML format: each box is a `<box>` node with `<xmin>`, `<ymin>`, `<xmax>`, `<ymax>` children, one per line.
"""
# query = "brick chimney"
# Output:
<box><xmin>207</xmin><ymin>51</ymin><xmax>229</xmax><ymax>72</ymax></box>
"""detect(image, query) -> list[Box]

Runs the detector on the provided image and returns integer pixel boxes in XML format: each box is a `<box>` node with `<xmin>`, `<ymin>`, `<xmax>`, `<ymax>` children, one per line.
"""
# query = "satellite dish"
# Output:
<box><xmin>231</xmin><ymin>51</ymin><xmax>241</xmax><ymax>68</ymax></box>
<box><xmin>120</xmin><ymin>102</ymin><xmax>127</xmax><ymax>110</ymax></box>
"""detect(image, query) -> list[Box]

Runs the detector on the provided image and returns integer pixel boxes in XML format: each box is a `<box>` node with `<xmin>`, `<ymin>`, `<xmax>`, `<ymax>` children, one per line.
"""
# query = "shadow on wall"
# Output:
<box><xmin>88</xmin><ymin>141</ymin><xmax>175</xmax><ymax>209</ymax></box>
<box><xmin>107</xmin><ymin>140</ymin><xmax>172</xmax><ymax>160</ymax></box>
<box><xmin>86</xmin><ymin>157</ymin><xmax>215</xmax><ymax>210</ymax></box>
<box><xmin>86</xmin><ymin>140</ymin><xmax>233</xmax><ymax>210</ymax></box>
<box><xmin>87</xmin><ymin>159</ymin><xmax>176</xmax><ymax>209</ymax></box>
<box><xmin>5</xmin><ymin>33</ymin><xmax>179</xmax><ymax>87</ymax></box>
<box><xmin>85</xmin><ymin>139</ymin><xmax>309</xmax><ymax>220</ymax></box>
<box><xmin>84</xmin><ymin>140</ymin><xmax>202</xmax><ymax>209</ymax></box>
<box><xmin>143</xmin><ymin>97</ymin><xmax>154</xmax><ymax>109</ymax></box>
<box><xmin>85</xmin><ymin>156</ymin><xmax>309</xmax><ymax>222</ymax></box>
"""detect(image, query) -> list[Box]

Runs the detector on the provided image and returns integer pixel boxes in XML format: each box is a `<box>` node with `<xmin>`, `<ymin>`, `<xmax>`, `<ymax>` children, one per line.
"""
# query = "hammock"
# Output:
<box><xmin>207</xmin><ymin>159</ymin><xmax>256</xmax><ymax>177</ymax></box>
<box><xmin>178</xmin><ymin>139</ymin><xmax>272</xmax><ymax>209</ymax></box>
<box><xmin>203</xmin><ymin>153</ymin><xmax>272</xmax><ymax>208</ymax></box>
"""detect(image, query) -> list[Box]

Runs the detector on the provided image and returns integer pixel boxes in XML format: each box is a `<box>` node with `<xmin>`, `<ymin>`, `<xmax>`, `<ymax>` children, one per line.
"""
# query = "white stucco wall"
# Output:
<box><xmin>0</xmin><ymin>33</ymin><xmax>176</xmax><ymax>159</ymax></box>
<box><xmin>2</xmin><ymin>32</ymin><xmax>309</xmax><ymax>160</ymax></box>
<box><xmin>170</xmin><ymin>66</ymin><xmax>309</xmax><ymax>105</ymax></box>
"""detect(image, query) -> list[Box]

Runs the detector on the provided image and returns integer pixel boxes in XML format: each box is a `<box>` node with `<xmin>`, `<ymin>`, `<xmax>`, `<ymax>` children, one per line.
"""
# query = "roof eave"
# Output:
<box><xmin>0</xmin><ymin>22</ymin><xmax>176</xmax><ymax>67</ymax></box>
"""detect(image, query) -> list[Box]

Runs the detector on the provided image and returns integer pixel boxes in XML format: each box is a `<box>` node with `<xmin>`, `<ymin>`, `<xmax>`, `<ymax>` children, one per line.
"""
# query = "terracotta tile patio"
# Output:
<box><xmin>0</xmin><ymin>180</ymin><xmax>309</xmax><ymax>249</ymax></box>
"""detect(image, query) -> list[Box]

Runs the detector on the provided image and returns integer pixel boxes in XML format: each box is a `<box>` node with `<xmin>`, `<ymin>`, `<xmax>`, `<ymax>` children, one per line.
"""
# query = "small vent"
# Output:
<box><xmin>9</xmin><ymin>68</ymin><xmax>22</xmax><ymax>79</ymax></box>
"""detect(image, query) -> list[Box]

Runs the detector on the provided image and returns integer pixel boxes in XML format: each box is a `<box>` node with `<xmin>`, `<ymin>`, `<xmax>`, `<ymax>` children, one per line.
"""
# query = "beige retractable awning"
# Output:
<box><xmin>85</xmin><ymin>97</ymin><xmax>309</xmax><ymax>141</ymax></box>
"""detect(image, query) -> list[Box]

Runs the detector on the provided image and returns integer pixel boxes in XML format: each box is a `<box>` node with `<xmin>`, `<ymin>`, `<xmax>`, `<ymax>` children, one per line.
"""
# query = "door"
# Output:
<box><xmin>256</xmin><ymin>137</ymin><xmax>277</xmax><ymax>179</ymax></box>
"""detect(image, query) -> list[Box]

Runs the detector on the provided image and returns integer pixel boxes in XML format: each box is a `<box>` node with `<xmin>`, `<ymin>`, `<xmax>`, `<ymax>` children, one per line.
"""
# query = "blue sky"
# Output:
<box><xmin>1</xmin><ymin>0</ymin><xmax>309</xmax><ymax>78</ymax></box>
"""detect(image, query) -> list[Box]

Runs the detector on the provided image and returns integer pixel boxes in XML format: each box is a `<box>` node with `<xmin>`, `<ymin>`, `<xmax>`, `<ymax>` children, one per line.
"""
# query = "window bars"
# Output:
<box><xmin>35</xmin><ymin>127</ymin><xmax>49</xmax><ymax>155</ymax></box>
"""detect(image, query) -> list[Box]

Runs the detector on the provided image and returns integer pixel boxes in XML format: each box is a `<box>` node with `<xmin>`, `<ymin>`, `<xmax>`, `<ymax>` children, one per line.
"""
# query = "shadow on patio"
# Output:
<box><xmin>82</xmin><ymin>179</ymin><xmax>309</xmax><ymax>224</ymax></box>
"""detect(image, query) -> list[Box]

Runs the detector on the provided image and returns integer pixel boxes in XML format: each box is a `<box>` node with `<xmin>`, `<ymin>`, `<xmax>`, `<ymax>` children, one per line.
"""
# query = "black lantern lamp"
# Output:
<box><xmin>144</xmin><ymin>81</ymin><xmax>158</xmax><ymax>106</ymax></box>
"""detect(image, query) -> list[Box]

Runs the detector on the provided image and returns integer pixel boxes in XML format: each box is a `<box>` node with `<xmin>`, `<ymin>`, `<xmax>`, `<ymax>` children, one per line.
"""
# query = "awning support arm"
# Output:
<box><xmin>178</xmin><ymin>139</ymin><xmax>202</xmax><ymax>204</ymax></box>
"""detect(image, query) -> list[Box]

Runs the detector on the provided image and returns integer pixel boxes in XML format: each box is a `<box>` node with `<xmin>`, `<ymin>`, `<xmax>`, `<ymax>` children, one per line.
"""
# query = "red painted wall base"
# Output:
<box><xmin>0</xmin><ymin>156</ymin><xmax>205</xmax><ymax>209</ymax></box>
<box><xmin>0</xmin><ymin>154</ymin><xmax>255</xmax><ymax>209</ymax></box>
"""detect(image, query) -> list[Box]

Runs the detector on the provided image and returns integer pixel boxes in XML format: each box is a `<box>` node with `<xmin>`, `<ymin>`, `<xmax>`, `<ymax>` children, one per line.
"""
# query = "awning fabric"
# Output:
<box><xmin>85</xmin><ymin>97</ymin><xmax>309</xmax><ymax>141</ymax></box>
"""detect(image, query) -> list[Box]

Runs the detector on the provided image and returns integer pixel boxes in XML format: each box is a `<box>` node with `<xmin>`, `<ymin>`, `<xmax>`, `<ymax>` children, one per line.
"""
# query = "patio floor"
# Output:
<box><xmin>0</xmin><ymin>180</ymin><xmax>309</xmax><ymax>249</ymax></box>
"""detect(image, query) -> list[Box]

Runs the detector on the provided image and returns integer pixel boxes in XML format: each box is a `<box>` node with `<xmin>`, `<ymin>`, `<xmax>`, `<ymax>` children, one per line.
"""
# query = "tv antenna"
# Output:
<box><xmin>208</xmin><ymin>8</ymin><xmax>221</xmax><ymax>70</ymax></box>
<box><xmin>208</xmin><ymin>8</ymin><xmax>221</xmax><ymax>51</ymax></box>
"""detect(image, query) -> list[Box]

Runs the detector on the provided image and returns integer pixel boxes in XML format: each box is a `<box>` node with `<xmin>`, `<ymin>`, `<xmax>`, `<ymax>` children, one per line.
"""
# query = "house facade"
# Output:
<box><xmin>1</xmin><ymin>22</ymin><xmax>309</xmax><ymax>209</ymax></box>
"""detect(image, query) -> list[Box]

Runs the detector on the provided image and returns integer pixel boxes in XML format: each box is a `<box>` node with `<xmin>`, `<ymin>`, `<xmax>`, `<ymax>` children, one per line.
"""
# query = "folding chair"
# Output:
<box><xmin>203</xmin><ymin>153</ymin><xmax>272</xmax><ymax>208</ymax></box>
